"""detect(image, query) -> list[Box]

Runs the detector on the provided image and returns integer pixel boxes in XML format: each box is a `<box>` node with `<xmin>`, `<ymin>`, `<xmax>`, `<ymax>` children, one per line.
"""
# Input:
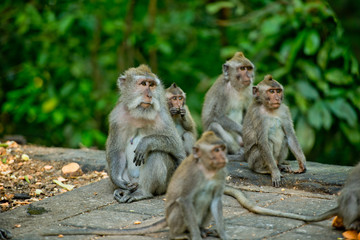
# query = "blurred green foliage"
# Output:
<box><xmin>0</xmin><ymin>0</ymin><xmax>359</xmax><ymax>165</ymax></box>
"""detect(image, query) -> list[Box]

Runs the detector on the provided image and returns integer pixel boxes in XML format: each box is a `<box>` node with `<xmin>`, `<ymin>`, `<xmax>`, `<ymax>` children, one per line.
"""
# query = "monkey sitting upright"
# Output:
<box><xmin>242</xmin><ymin>75</ymin><xmax>306</xmax><ymax>187</ymax></box>
<box><xmin>106</xmin><ymin>64</ymin><xmax>186</xmax><ymax>203</ymax></box>
<box><xmin>165</xmin><ymin>83</ymin><xmax>197</xmax><ymax>156</ymax></box>
<box><xmin>202</xmin><ymin>52</ymin><xmax>254</xmax><ymax>157</ymax></box>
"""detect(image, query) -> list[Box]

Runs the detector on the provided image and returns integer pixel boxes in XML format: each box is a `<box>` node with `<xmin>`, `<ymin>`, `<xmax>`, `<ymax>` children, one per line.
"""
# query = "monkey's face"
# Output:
<box><xmin>265</xmin><ymin>88</ymin><xmax>283</xmax><ymax>110</ymax></box>
<box><xmin>196</xmin><ymin>144</ymin><xmax>227</xmax><ymax>171</ymax></box>
<box><xmin>209</xmin><ymin>144</ymin><xmax>227</xmax><ymax>169</ymax></box>
<box><xmin>229</xmin><ymin>64</ymin><xmax>254</xmax><ymax>90</ymax></box>
<box><xmin>135</xmin><ymin>78</ymin><xmax>157</xmax><ymax>109</ymax></box>
<box><xmin>168</xmin><ymin>95</ymin><xmax>184</xmax><ymax>110</ymax></box>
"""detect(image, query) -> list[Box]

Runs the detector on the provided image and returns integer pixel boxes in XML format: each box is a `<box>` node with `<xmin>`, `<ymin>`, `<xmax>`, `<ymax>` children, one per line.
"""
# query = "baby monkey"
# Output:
<box><xmin>165</xmin><ymin>83</ymin><xmax>197</xmax><ymax>156</ymax></box>
<box><xmin>243</xmin><ymin>75</ymin><xmax>306</xmax><ymax>187</ymax></box>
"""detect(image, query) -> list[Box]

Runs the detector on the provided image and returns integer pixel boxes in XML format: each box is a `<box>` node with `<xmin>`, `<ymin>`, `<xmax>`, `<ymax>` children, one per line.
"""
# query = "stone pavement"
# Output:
<box><xmin>0</xmin><ymin>146</ymin><xmax>354</xmax><ymax>240</ymax></box>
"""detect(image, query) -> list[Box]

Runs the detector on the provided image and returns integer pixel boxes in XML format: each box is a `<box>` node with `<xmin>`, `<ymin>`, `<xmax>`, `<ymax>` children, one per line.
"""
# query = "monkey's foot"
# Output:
<box><xmin>293</xmin><ymin>167</ymin><xmax>306</xmax><ymax>174</ymax></box>
<box><xmin>0</xmin><ymin>229</ymin><xmax>12</xmax><ymax>240</ymax></box>
<box><xmin>349</xmin><ymin>221</ymin><xmax>360</xmax><ymax>232</ymax></box>
<box><xmin>278</xmin><ymin>164</ymin><xmax>292</xmax><ymax>173</ymax></box>
<box><xmin>170</xmin><ymin>233</ymin><xmax>190</xmax><ymax>240</ymax></box>
<box><xmin>200</xmin><ymin>227</ymin><xmax>219</xmax><ymax>238</ymax></box>
<box><xmin>114</xmin><ymin>189</ymin><xmax>152</xmax><ymax>203</ymax></box>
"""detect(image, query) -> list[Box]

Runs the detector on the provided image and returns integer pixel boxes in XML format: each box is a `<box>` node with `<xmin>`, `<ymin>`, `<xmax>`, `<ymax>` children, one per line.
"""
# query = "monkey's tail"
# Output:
<box><xmin>43</xmin><ymin>218</ymin><xmax>167</xmax><ymax>236</ymax></box>
<box><xmin>224</xmin><ymin>186</ymin><xmax>338</xmax><ymax>222</ymax></box>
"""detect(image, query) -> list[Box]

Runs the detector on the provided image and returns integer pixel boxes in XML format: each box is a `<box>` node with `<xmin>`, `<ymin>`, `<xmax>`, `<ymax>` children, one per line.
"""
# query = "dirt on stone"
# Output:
<box><xmin>0</xmin><ymin>141</ymin><xmax>108</xmax><ymax>212</ymax></box>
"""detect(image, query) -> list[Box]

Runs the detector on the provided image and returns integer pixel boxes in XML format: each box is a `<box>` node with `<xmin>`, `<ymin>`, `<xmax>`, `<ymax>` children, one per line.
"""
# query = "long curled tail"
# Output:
<box><xmin>43</xmin><ymin>218</ymin><xmax>167</xmax><ymax>236</ymax></box>
<box><xmin>224</xmin><ymin>186</ymin><xmax>337</xmax><ymax>222</ymax></box>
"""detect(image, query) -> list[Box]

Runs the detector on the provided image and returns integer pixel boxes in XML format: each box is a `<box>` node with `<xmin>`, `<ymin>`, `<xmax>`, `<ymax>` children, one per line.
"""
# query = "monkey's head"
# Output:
<box><xmin>193</xmin><ymin>131</ymin><xmax>228</xmax><ymax>171</ymax></box>
<box><xmin>117</xmin><ymin>64</ymin><xmax>164</xmax><ymax>120</ymax></box>
<box><xmin>253</xmin><ymin>75</ymin><xmax>284</xmax><ymax>110</ymax></box>
<box><xmin>165</xmin><ymin>83</ymin><xmax>186</xmax><ymax>110</ymax></box>
<box><xmin>222</xmin><ymin>52</ymin><xmax>255</xmax><ymax>91</ymax></box>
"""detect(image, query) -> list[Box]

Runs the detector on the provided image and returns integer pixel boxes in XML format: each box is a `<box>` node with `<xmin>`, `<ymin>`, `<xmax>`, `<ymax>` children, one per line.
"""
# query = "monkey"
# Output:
<box><xmin>106</xmin><ymin>64</ymin><xmax>186</xmax><ymax>203</ymax></box>
<box><xmin>43</xmin><ymin>131</ymin><xmax>228</xmax><ymax>239</ymax></box>
<box><xmin>165</xmin><ymin>83</ymin><xmax>197</xmax><ymax>156</ymax></box>
<box><xmin>242</xmin><ymin>74</ymin><xmax>306</xmax><ymax>187</ymax></box>
<box><xmin>202</xmin><ymin>51</ymin><xmax>254</xmax><ymax>158</ymax></box>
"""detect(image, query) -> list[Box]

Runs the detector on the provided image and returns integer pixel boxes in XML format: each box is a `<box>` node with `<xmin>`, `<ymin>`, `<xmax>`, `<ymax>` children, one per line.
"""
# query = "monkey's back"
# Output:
<box><xmin>201</xmin><ymin>76</ymin><xmax>228</xmax><ymax>130</ymax></box>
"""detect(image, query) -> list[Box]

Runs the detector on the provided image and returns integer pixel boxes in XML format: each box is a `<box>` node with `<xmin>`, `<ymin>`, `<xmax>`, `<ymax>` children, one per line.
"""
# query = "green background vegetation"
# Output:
<box><xmin>1</xmin><ymin>0</ymin><xmax>359</xmax><ymax>166</ymax></box>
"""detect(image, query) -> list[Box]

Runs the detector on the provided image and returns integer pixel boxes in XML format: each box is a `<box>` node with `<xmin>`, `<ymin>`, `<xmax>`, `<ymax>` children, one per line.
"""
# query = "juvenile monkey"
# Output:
<box><xmin>202</xmin><ymin>52</ymin><xmax>254</xmax><ymax>156</ymax></box>
<box><xmin>44</xmin><ymin>131</ymin><xmax>228</xmax><ymax>240</ymax></box>
<box><xmin>243</xmin><ymin>75</ymin><xmax>306</xmax><ymax>187</ymax></box>
<box><xmin>165</xmin><ymin>83</ymin><xmax>197</xmax><ymax>156</ymax></box>
<box><xmin>106</xmin><ymin>64</ymin><xmax>186</xmax><ymax>203</ymax></box>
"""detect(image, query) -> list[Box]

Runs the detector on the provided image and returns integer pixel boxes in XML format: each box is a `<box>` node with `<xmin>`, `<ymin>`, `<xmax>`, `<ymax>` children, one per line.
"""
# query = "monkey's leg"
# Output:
<box><xmin>208</xmin><ymin>122</ymin><xmax>240</xmax><ymax>154</ymax></box>
<box><xmin>278</xmin><ymin>142</ymin><xmax>292</xmax><ymax>173</ymax></box>
<box><xmin>247</xmin><ymin>147</ymin><xmax>271</xmax><ymax>174</ymax></box>
<box><xmin>118</xmin><ymin>152</ymin><xmax>175</xmax><ymax>203</ymax></box>
<box><xmin>167</xmin><ymin>203</ymin><xmax>189</xmax><ymax>239</ymax></box>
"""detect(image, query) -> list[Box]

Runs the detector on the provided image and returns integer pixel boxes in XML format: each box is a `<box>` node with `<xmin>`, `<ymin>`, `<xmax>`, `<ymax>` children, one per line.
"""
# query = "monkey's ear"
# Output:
<box><xmin>222</xmin><ymin>64</ymin><xmax>230</xmax><ymax>81</ymax></box>
<box><xmin>222</xmin><ymin>64</ymin><xmax>229</xmax><ymax>74</ymax></box>
<box><xmin>193</xmin><ymin>146</ymin><xmax>201</xmax><ymax>159</ymax></box>
<box><xmin>117</xmin><ymin>75</ymin><xmax>126</xmax><ymax>89</ymax></box>
<box><xmin>252</xmin><ymin>86</ymin><xmax>259</xmax><ymax>96</ymax></box>
<box><xmin>171</xmin><ymin>83</ymin><xmax>177</xmax><ymax>88</ymax></box>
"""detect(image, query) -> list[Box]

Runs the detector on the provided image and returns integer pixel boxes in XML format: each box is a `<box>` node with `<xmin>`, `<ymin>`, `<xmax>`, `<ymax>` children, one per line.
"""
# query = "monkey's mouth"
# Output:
<box><xmin>140</xmin><ymin>102</ymin><xmax>152</xmax><ymax>108</ymax></box>
<box><xmin>271</xmin><ymin>103</ymin><xmax>281</xmax><ymax>108</ymax></box>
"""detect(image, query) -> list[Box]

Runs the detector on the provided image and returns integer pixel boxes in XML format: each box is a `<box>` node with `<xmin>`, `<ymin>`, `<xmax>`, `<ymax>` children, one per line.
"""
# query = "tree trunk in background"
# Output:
<box><xmin>148</xmin><ymin>0</ymin><xmax>158</xmax><ymax>73</ymax></box>
<box><xmin>117</xmin><ymin>0</ymin><xmax>136</xmax><ymax>71</ymax></box>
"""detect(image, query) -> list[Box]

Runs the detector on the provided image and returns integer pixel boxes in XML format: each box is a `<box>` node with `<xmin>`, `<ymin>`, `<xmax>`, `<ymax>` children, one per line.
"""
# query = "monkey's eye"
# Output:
<box><xmin>149</xmin><ymin>82</ymin><xmax>156</xmax><ymax>87</ymax></box>
<box><xmin>140</xmin><ymin>81</ymin><xmax>147</xmax><ymax>86</ymax></box>
<box><xmin>214</xmin><ymin>148</ymin><xmax>220</xmax><ymax>152</ymax></box>
<box><xmin>172</xmin><ymin>96</ymin><xmax>177</xmax><ymax>100</ymax></box>
<box><xmin>246</xmin><ymin>66</ymin><xmax>253</xmax><ymax>71</ymax></box>
<box><xmin>276</xmin><ymin>89</ymin><xmax>282</xmax><ymax>93</ymax></box>
<box><xmin>269</xmin><ymin>89</ymin><xmax>275</xmax><ymax>94</ymax></box>
<box><xmin>239</xmin><ymin>66</ymin><xmax>246</xmax><ymax>71</ymax></box>
<box><xmin>178</xmin><ymin>96</ymin><xmax>183</xmax><ymax>100</ymax></box>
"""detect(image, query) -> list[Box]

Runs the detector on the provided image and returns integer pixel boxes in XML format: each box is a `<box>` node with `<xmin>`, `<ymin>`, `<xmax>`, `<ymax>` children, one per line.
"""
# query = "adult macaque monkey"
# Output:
<box><xmin>165</xmin><ymin>83</ymin><xmax>197</xmax><ymax>156</ymax></box>
<box><xmin>44</xmin><ymin>131</ymin><xmax>228</xmax><ymax>239</ymax></box>
<box><xmin>106</xmin><ymin>64</ymin><xmax>186</xmax><ymax>203</ymax></box>
<box><xmin>243</xmin><ymin>75</ymin><xmax>306</xmax><ymax>187</ymax></box>
<box><xmin>202</xmin><ymin>52</ymin><xmax>254</xmax><ymax>158</ymax></box>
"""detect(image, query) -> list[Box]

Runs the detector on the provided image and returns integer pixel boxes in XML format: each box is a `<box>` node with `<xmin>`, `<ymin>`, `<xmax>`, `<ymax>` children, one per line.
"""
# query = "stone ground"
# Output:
<box><xmin>0</xmin><ymin>146</ymin><xmax>354</xmax><ymax>240</ymax></box>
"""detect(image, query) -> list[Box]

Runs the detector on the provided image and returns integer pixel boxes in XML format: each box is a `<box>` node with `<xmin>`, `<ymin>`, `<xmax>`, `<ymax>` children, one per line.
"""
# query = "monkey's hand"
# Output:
<box><xmin>179</xmin><ymin>108</ymin><xmax>186</xmax><ymax>117</ymax></box>
<box><xmin>133</xmin><ymin>141</ymin><xmax>149</xmax><ymax>166</ymax></box>
<box><xmin>271</xmin><ymin>171</ymin><xmax>282</xmax><ymax>188</ymax></box>
<box><xmin>293</xmin><ymin>166</ymin><xmax>306</xmax><ymax>174</ymax></box>
<box><xmin>169</xmin><ymin>107</ymin><xmax>179</xmax><ymax>116</ymax></box>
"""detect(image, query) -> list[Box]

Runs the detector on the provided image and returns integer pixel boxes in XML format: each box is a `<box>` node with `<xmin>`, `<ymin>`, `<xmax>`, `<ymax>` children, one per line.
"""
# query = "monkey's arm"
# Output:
<box><xmin>210</xmin><ymin>187</ymin><xmax>227</xmax><ymax>239</ymax></box>
<box><xmin>180</xmin><ymin>106</ymin><xmax>197</xmax><ymax>133</ymax></box>
<box><xmin>133</xmin><ymin>134</ymin><xmax>186</xmax><ymax>166</ymax></box>
<box><xmin>282</xmin><ymin>108</ymin><xmax>306</xmax><ymax>173</ymax></box>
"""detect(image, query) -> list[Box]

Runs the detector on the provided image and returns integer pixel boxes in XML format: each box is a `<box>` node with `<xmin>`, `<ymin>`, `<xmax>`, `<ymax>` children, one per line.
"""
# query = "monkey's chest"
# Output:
<box><xmin>194</xmin><ymin>180</ymin><xmax>218</xmax><ymax>224</ymax></box>
<box><xmin>174</xmin><ymin>117</ymin><xmax>185</xmax><ymax>137</ymax></box>
<box><xmin>268</xmin><ymin>118</ymin><xmax>285</xmax><ymax>158</ymax></box>
<box><xmin>125</xmin><ymin>133</ymin><xmax>144</xmax><ymax>178</ymax></box>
